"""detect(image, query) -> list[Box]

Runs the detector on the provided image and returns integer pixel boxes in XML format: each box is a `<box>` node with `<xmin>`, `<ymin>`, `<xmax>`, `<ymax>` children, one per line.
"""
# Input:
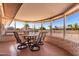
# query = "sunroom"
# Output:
<box><xmin>0</xmin><ymin>3</ymin><xmax>79</xmax><ymax>56</ymax></box>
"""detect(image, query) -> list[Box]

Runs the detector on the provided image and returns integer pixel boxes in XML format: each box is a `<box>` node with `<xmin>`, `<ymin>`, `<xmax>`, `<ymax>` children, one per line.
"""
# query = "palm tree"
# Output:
<box><xmin>54</xmin><ymin>26</ymin><xmax>58</xmax><ymax>30</ymax></box>
<box><xmin>74</xmin><ymin>23</ymin><xmax>78</xmax><ymax>30</ymax></box>
<box><xmin>24</xmin><ymin>23</ymin><xmax>29</xmax><ymax>30</ymax></box>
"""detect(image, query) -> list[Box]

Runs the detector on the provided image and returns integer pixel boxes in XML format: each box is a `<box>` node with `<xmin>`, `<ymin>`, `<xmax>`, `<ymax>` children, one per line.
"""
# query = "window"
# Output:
<box><xmin>42</xmin><ymin>21</ymin><xmax>50</xmax><ymax>35</ymax></box>
<box><xmin>66</xmin><ymin>11</ymin><xmax>79</xmax><ymax>43</ymax></box>
<box><xmin>52</xmin><ymin>18</ymin><xmax>64</xmax><ymax>38</ymax></box>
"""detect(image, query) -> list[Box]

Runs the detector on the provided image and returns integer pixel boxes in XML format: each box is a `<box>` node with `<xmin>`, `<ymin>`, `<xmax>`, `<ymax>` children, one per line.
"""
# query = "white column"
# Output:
<box><xmin>63</xmin><ymin>15</ymin><xmax>66</xmax><ymax>39</ymax></box>
<box><xmin>41</xmin><ymin>21</ymin><xmax>43</xmax><ymax>32</ymax></box>
<box><xmin>14</xmin><ymin>19</ymin><xmax>16</xmax><ymax>31</ymax></box>
<box><xmin>50</xmin><ymin>20</ymin><xmax>52</xmax><ymax>35</ymax></box>
<box><xmin>34</xmin><ymin>22</ymin><xmax>35</xmax><ymax>32</ymax></box>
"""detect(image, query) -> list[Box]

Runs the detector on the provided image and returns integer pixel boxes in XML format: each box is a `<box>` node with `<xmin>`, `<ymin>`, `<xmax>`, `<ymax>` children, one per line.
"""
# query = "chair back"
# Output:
<box><xmin>13</xmin><ymin>32</ymin><xmax>22</xmax><ymax>43</ymax></box>
<box><xmin>41</xmin><ymin>32</ymin><xmax>46</xmax><ymax>41</ymax></box>
<box><xmin>35</xmin><ymin>32</ymin><xmax>41</xmax><ymax>44</ymax></box>
<box><xmin>35</xmin><ymin>32</ymin><xmax>46</xmax><ymax>44</ymax></box>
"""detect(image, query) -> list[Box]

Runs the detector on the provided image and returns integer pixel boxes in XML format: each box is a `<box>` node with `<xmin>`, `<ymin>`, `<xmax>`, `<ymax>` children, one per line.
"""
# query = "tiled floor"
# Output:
<box><xmin>0</xmin><ymin>36</ymin><xmax>72</xmax><ymax>56</ymax></box>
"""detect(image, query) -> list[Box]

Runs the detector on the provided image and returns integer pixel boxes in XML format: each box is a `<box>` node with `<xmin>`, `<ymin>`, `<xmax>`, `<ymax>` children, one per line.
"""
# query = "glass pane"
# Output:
<box><xmin>52</xmin><ymin>18</ymin><xmax>64</xmax><ymax>38</ymax></box>
<box><xmin>27</xmin><ymin>22</ymin><xmax>34</xmax><ymax>29</ymax></box>
<box><xmin>4</xmin><ymin>20</ymin><xmax>15</xmax><ymax>36</ymax></box>
<box><xmin>35</xmin><ymin>22</ymin><xmax>41</xmax><ymax>32</ymax></box>
<box><xmin>66</xmin><ymin>11</ymin><xmax>79</xmax><ymax>43</ymax></box>
<box><xmin>42</xmin><ymin>21</ymin><xmax>50</xmax><ymax>35</ymax></box>
<box><xmin>16</xmin><ymin>21</ymin><xmax>24</xmax><ymax>29</ymax></box>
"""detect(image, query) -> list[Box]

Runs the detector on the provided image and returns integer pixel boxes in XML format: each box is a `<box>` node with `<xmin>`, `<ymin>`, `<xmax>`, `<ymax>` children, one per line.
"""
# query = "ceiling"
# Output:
<box><xmin>2</xmin><ymin>3</ymin><xmax>78</xmax><ymax>23</ymax></box>
<box><xmin>2</xmin><ymin>3</ymin><xmax>22</xmax><ymax>26</ymax></box>
<box><xmin>15</xmin><ymin>3</ymin><xmax>74</xmax><ymax>21</ymax></box>
<box><xmin>3</xmin><ymin>3</ymin><xmax>22</xmax><ymax>18</ymax></box>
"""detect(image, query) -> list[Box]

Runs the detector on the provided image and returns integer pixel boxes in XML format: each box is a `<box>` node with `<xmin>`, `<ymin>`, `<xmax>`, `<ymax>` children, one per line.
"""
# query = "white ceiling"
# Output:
<box><xmin>15</xmin><ymin>3</ymin><xmax>73</xmax><ymax>21</ymax></box>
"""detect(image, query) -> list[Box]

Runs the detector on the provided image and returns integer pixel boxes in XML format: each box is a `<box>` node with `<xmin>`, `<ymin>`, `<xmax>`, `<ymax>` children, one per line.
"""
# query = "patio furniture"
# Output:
<box><xmin>13</xmin><ymin>32</ymin><xmax>28</xmax><ymax>50</ymax></box>
<box><xmin>29</xmin><ymin>33</ymin><xmax>40</xmax><ymax>51</ymax></box>
<box><xmin>23</xmin><ymin>32</ymin><xmax>40</xmax><ymax>51</ymax></box>
<box><xmin>38</xmin><ymin>32</ymin><xmax>46</xmax><ymax>45</ymax></box>
<box><xmin>23</xmin><ymin>32</ymin><xmax>37</xmax><ymax>45</ymax></box>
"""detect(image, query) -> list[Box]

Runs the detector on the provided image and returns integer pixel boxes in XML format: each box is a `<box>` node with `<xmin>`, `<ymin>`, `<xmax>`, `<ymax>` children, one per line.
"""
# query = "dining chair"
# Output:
<box><xmin>29</xmin><ymin>32</ymin><xmax>41</xmax><ymax>51</ymax></box>
<box><xmin>13</xmin><ymin>32</ymin><xmax>28</xmax><ymax>50</ymax></box>
<box><xmin>29</xmin><ymin>32</ymin><xmax>46</xmax><ymax>51</ymax></box>
<box><xmin>37</xmin><ymin>32</ymin><xmax>46</xmax><ymax>45</ymax></box>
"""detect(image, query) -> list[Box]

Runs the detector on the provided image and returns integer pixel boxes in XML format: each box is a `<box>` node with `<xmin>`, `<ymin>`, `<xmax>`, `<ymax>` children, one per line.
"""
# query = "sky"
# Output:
<box><xmin>10</xmin><ymin>11</ymin><xmax>79</xmax><ymax>29</ymax></box>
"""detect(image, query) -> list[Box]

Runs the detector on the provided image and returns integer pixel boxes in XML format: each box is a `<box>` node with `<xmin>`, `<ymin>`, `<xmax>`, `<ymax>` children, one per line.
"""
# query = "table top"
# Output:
<box><xmin>22</xmin><ymin>32</ymin><xmax>39</xmax><ymax>37</ymax></box>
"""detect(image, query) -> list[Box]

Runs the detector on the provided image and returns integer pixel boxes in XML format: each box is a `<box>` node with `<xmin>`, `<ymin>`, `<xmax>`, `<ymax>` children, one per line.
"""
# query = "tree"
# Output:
<box><xmin>16</xmin><ymin>28</ymin><xmax>20</xmax><ymax>32</ymax></box>
<box><xmin>54</xmin><ymin>26</ymin><xmax>58</xmax><ymax>30</ymax></box>
<box><xmin>24</xmin><ymin>23</ymin><xmax>29</xmax><ymax>30</ymax></box>
<box><xmin>74</xmin><ymin>23</ymin><xmax>78</xmax><ymax>30</ymax></box>
<box><xmin>40</xmin><ymin>26</ymin><xmax>46</xmax><ymax>30</ymax></box>
<box><xmin>48</xmin><ymin>25</ymin><xmax>52</xmax><ymax>29</ymax></box>
<box><xmin>67</xmin><ymin>24</ymin><xmax>73</xmax><ymax>30</ymax></box>
<box><xmin>68</xmin><ymin>24</ymin><xmax>73</xmax><ymax>28</ymax></box>
<box><xmin>67</xmin><ymin>23</ymin><xmax>79</xmax><ymax>30</ymax></box>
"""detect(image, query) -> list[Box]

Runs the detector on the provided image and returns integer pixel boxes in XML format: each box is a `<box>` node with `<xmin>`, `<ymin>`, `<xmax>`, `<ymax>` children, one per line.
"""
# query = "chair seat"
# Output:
<box><xmin>38</xmin><ymin>42</ymin><xmax>44</xmax><ymax>45</ymax></box>
<box><xmin>17</xmin><ymin>43</ymin><xmax>27</xmax><ymax>50</ymax></box>
<box><xmin>29</xmin><ymin>44</ymin><xmax>40</xmax><ymax>51</ymax></box>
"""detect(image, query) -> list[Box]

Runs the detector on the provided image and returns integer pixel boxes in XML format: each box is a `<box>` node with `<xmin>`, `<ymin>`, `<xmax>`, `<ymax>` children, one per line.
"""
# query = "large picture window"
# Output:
<box><xmin>66</xmin><ymin>11</ymin><xmax>79</xmax><ymax>42</ymax></box>
<box><xmin>52</xmin><ymin>18</ymin><xmax>64</xmax><ymax>38</ymax></box>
